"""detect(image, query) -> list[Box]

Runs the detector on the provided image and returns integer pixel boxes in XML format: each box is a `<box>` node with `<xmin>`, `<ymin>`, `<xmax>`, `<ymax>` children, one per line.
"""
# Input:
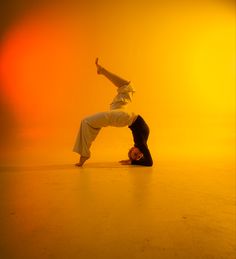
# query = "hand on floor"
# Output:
<box><xmin>119</xmin><ymin>159</ymin><xmax>131</xmax><ymax>165</ymax></box>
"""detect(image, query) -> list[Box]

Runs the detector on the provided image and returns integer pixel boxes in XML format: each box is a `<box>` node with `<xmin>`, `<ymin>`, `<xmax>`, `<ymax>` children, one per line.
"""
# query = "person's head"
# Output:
<box><xmin>128</xmin><ymin>146</ymin><xmax>143</xmax><ymax>161</ymax></box>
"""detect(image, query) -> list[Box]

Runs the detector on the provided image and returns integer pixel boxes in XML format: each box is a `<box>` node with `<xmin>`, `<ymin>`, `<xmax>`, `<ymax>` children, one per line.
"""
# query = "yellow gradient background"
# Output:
<box><xmin>0</xmin><ymin>1</ymin><xmax>235</xmax><ymax>166</ymax></box>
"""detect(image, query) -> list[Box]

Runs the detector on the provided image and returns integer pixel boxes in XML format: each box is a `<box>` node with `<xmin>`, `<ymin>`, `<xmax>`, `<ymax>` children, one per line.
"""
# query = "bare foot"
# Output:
<box><xmin>95</xmin><ymin>58</ymin><xmax>104</xmax><ymax>74</ymax></box>
<box><xmin>75</xmin><ymin>156</ymin><xmax>89</xmax><ymax>167</ymax></box>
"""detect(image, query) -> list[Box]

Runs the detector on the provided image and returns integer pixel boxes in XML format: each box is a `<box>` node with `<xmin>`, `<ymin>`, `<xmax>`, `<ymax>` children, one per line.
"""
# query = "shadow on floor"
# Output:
<box><xmin>0</xmin><ymin>162</ymin><xmax>137</xmax><ymax>172</ymax></box>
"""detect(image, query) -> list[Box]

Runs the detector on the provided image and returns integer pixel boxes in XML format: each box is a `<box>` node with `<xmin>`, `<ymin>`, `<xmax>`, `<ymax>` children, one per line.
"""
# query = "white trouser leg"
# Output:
<box><xmin>73</xmin><ymin>118</ymin><xmax>101</xmax><ymax>158</ymax></box>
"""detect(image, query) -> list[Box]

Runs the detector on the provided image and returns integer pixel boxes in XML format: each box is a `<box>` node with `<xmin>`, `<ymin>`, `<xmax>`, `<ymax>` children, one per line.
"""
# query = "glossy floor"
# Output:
<box><xmin>0</xmin><ymin>159</ymin><xmax>235</xmax><ymax>259</ymax></box>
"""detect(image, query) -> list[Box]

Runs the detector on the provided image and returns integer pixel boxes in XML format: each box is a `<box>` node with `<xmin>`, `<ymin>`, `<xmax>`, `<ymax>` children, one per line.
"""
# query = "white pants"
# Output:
<box><xmin>73</xmin><ymin>84</ymin><xmax>136</xmax><ymax>158</ymax></box>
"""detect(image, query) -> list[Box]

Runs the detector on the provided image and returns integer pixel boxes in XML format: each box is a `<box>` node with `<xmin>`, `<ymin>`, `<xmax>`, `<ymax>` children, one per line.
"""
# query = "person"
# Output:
<box><xmin>73</xmin><ymin>58</ymin><xmax>153</xmax><ymax>167</ymax></box>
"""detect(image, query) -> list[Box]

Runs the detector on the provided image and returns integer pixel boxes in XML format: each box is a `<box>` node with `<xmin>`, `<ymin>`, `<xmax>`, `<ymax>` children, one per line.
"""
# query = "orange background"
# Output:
<box><xmin>0</xmin><ymin>1</ymin><xmax>235</xmax><ymax>166</ymax></box>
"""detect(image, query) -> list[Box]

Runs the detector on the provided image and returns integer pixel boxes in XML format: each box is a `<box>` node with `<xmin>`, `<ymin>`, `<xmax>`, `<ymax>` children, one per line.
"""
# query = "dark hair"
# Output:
<box><xmin>128</xmin><ymin>146</ymin><xmax>143</xmax><ymax>161</ymax></box>
<box><xmin>128</xmin><ymin>147</ymin><xmax>134</xmax><ymax>160</ymax></box>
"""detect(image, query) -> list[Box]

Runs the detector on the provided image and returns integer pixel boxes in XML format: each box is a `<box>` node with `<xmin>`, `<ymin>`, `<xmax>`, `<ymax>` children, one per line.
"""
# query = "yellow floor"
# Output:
<box><xmin>0</xmin><ymin>158</ymin><xmax>235</xmax><ymax>259</ymax></box>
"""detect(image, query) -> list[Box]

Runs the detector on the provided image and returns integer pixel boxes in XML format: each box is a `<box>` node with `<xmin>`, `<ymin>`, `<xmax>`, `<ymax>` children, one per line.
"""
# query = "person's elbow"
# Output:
<box><xmin>145</xmin><ymin>160</ymin><xmax>153</xmax><ymax>167</ymax></box>
<box><xmin>142</xmin><ymin>158</ymin><xmax>153</xmax><ymax>167</ymax></box>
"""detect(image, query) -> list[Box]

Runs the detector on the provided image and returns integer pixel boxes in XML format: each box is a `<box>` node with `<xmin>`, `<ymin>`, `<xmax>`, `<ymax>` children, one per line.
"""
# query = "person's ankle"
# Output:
<box><xmin>97</xmin><ymin>66</ymin><xmax>105</xmax><ymax>75</ymax></box>
<box><xmin>80</xmin><ymin>156</ymin><xmax>89</xmax><ymax>165</ymax></box>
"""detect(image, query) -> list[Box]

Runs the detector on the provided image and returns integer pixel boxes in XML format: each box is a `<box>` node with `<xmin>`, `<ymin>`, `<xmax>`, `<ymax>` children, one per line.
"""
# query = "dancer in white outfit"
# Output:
<box><xmin>73</xmin><ymin>58</ymin><xmax>153</xmax><ymax>167</ymax></box>
<box><xmin>73</xmin><ymin>59</ymin><xmax>153</xmax><ymax>166</ymax></box>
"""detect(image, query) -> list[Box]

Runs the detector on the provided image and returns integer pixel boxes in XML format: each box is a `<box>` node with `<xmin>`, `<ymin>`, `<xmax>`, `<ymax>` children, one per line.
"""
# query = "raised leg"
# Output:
<box><xmin>95</xmin><ymin>58</ymin><xmax>130</xmax><ymax>88</ymax></box>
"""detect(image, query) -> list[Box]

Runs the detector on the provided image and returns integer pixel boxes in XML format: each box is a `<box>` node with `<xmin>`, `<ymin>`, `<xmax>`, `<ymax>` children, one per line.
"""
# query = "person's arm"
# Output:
<box><xmin>96</xmin><ymin>58</ymin><xmax>130</xmax><ymax>88</ymax></box>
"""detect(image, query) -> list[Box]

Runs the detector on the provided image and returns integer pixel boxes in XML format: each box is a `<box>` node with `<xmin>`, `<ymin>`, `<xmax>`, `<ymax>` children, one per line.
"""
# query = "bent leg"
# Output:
<box><xmin>73</xmin><ymin>118</ymin><xmax>101</xmax><ymax>159</ymax></box>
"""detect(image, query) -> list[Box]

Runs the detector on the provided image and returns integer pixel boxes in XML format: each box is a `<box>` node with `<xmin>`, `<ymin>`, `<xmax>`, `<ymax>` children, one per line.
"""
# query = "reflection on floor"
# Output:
<box><xmin>0</xmin><ymin>160</ymin><xmax>235</xmax><ymax>259</ymax></box>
